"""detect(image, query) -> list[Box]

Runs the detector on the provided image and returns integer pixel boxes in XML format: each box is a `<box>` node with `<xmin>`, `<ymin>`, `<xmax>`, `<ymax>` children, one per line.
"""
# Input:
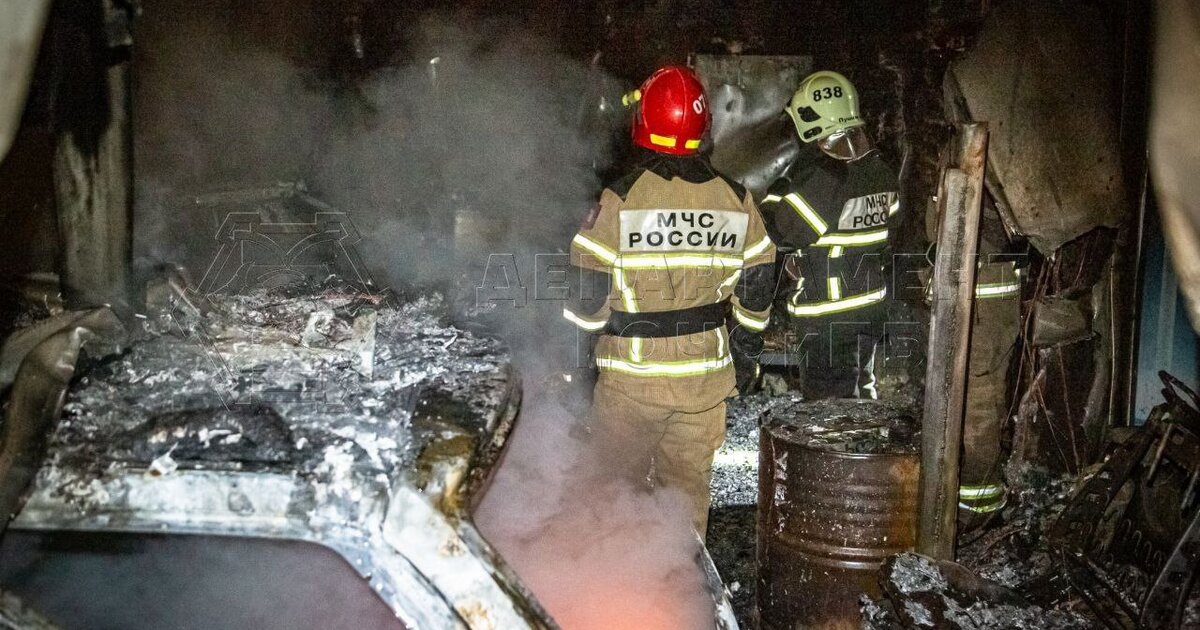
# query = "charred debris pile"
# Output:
<box><xmin>711</xmin><ymin>381</ymin><xmax>1200</xmax><ymax>630</ymax></box>
<box><xmin>863</xmin><ymin>372</ymin><xmax>1200</xmax><ymax>629</ymax></box>
<box><xmin>40</xmin><ymin>276</ymin><xmax>521</xmax><ymax>517</ymax></box>
<box><xmin>0</xmin><ymin>274</ymin><xmax>573</xmax><ymax>628</ymax></box>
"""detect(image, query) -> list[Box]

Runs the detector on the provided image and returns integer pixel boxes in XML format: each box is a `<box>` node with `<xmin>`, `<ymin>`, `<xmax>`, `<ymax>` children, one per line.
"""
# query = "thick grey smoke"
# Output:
<box><xmin>133</xmin><ymin>6</ymin><xmax>716</xmax><ymax>628</ymax></box>
<box><xmin>474</xmin><ymin>360</ymin><xmax>716</xmax><ymax>630</ymax></box>
<box><xmin>313</xmin><ymin>17</ymin><xmax>615</xmax><ymax>289</ymax></box>
<box><xmin>134</xmin><ymin>10</ymin><xmax>615</xmax><ymax>291</ymax></box>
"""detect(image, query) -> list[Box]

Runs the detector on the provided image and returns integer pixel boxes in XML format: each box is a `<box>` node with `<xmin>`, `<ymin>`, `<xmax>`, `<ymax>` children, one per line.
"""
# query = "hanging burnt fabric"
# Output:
<box><xmin>944</xmin><ymin>3</ymin><xmax>1126</xmax><ymax>254</ymax></box>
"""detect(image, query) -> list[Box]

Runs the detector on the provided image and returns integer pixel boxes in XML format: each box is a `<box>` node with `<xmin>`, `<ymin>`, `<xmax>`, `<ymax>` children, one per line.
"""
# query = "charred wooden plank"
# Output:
<box><xmin>917</xmin><ymin>124</ymin><xmax>988</xmax><ymax>559</ymax></box>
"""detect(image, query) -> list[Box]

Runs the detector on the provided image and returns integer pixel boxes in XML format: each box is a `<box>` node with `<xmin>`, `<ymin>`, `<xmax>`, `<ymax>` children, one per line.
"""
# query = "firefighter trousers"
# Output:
<box><xmin>958</xmin><ymin>280</ymin><xmax>1021</xmax><ymax>526</ymax></box>
<box><xmin>790</xmin><ymin>301</ymin><xmax>888</xmax><ymax>400</ymax></box>
<box><xmin>588</xmin><ymin>371</ymin><xmax>731</xmax><ymax>539</ymax></box>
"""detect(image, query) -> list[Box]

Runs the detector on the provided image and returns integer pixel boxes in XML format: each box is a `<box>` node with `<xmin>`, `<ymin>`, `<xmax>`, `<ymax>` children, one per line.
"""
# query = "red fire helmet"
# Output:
<box><xmin>631</xmin><ymin>65</ymin><xmax>710</xmax><ymax>156</ymax></box>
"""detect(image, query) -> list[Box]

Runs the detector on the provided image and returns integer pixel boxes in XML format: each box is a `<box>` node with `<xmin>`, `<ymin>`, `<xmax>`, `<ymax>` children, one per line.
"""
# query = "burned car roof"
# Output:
<box><xmin>4</xmin><ymin>281</ymin><xmax>553</xmax><ymax>630</ymax></box>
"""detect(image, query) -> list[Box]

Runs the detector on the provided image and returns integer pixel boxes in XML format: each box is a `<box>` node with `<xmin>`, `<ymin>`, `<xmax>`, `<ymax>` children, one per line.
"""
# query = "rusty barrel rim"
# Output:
<box><xmin>765</xmin><ymin>422</ymin><xmax>920</xmax><ymax>461</ymax></box>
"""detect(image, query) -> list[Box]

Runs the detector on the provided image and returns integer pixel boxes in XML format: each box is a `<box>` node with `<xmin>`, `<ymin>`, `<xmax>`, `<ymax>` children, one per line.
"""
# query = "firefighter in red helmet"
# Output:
<box><xmin>564</xmin><ymin>66</ymin><xmax>776</xmax><ymax>538</ymax></box>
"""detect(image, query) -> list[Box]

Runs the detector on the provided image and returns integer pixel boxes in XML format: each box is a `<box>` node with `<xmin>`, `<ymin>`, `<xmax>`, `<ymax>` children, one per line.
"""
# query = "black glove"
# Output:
<box><xmin>729</xmin><ymin>325</ymin><xmax>763</xmax><ymax>396</ymax></box>
<box><xmin>559</xmin><ymin>367</ymin><xmax>595</xmax><ymax>419</ymax></box>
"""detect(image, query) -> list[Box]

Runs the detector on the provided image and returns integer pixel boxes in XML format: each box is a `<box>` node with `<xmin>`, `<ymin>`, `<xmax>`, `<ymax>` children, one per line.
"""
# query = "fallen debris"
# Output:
<box><xmin>761</xmin><ymin>397</ymin><xmax>920</xmax><ymax>454</ymax></box>
<box><xmin>870</xmin><ymin>552</ymin><xmax>1090</xmax><ymax>629</ymax></box>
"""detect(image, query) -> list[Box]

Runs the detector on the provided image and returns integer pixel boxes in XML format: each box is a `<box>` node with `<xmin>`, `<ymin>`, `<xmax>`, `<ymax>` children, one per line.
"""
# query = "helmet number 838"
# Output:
<box><xmin>812</xmin><ymin>86</ymin><xmax>844</xmax><ymax>101</ymax></box>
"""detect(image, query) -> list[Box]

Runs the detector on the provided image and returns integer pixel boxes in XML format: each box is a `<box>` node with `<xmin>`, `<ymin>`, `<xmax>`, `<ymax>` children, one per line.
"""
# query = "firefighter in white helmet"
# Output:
<box><xmin>760</xmin><ymin>71</ymin><xmax>899</xmax><ymax>399</ymax></box>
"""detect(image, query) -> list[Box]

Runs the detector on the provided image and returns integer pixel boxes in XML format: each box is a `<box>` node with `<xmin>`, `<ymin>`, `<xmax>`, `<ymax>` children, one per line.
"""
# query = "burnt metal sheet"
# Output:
<box><xmin>692</xmin><ymin>55</ymin><xmax>812</xmax><ymax>199</ymax></box>
<box><xmin>3</xmin><ymin>281</ymin><xmax>552</xmax><ymax>629</ymax></box>
<box><xmin>0</xmin><ymin>307</ymin><xmax>125</xmax><ymax>538</ymax></box>
<box><xmin>946</xmin><ymin>2</ymin><xmax>1126</xmax><ymax>255</ymax></box>
<box><xmin>0</xmin><ymin>309</ymin><xmax>123</xmax><ymax>389</ymax></box>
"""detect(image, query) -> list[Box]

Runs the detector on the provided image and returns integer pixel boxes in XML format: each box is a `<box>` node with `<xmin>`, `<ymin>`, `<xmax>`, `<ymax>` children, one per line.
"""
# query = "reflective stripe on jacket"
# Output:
<box><xmin>564</xmin><ymin>155</ymin><xmax>776</xmax><ymax>378</ymax></box>
<box><xmin>760</xmin><ymin>150</ymin><xmax>899</xmax><ymax>318</ymax></box>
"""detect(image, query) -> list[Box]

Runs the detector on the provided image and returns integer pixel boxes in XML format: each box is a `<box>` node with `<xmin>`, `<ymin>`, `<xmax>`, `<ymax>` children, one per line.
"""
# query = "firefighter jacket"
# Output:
<box><xmin>761</xmin><ymin>150</ymin><xmax>899</xmax><ymax>318</ymax></box>
<box><xmin>563</xmin><ymin>154</ymin><xmax>776</xmax><ymax>391</ymax></box>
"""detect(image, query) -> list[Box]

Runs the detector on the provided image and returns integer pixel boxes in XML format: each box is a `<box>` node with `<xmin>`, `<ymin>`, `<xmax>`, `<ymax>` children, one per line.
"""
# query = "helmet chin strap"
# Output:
<box><xmin>817</xmin><ymin>126</ymin><xmax>875</xmax><ymax>162</ymax></box>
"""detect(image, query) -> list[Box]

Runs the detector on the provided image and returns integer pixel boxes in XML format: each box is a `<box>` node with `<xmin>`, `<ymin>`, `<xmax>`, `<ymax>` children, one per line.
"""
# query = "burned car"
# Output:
<box><xmin>0</xmin><ymin>276</ymin><xmax>553</xmax><ymax>629</ymax></box>
<box><xmin>0</xmin><ymin>178</ymin><xmax>739</xmax><ymax>629</ymax></box>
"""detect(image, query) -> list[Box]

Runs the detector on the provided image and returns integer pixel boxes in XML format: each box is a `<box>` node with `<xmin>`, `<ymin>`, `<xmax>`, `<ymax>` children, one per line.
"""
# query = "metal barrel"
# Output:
<box><xmin>755</xmin><ymin>401</ymin><xmax>920</xmax><ymax>630</ymax></box>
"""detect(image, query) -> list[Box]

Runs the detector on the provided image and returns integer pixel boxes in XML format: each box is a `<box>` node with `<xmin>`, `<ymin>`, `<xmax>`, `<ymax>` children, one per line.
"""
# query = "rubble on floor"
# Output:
<box><xmin>866</xmin><ymin>552</ymin><xmax>1091</xmax><ymax>629</ymax></box>
<box><xmin>860</xmin><ymin>462</ymin><xmax>1131</xmax><ymax>628</ymax></box>
<box><xmin>864</xmin><ymin>439</ymin><xmax>1200</xmax><ymax>628</ymax></box>
<box><xmin>708</xmin><ymin>393</ymin><xmax>785</xmax><ymax>626</ymax></box>
<box><xmin>712</xmin><ymin>393</ymin><xmax>783</xmax><ymax>509</ymax></box>
<box><xmin>860</xmin><ymin>475</ymin><xmax>1093</xmax><ymax>629</ymax></box>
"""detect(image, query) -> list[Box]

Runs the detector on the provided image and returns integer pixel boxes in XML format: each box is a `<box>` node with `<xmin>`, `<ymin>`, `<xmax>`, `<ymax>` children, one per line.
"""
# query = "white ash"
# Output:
<box><xmin>148</xmin><ymin>447</ymin><xmax>179</xmax><ymax>476</ymax></box>
<box><xmin>877</xmin><ymin>552</ymin><xmax>1090</xmax><ymax>630</ymax></box>
<box><xmin>904</xmin><ymin>600</ymin><xmax>935</xmax><ymax>627</ymax></box>
<box><xmin>761</xmin><ymin>398</ymin><xmax>921</xmax><ymax>455</ymax></box>
<box><xmin>40</xmin><ymin>281</ymin><xmax>517</xmax><ymax>524</ymax></box>
<box><xmin>888</xmin><ymin>553</ymin><xmax>949</xmax><ymax>595</ymax></box>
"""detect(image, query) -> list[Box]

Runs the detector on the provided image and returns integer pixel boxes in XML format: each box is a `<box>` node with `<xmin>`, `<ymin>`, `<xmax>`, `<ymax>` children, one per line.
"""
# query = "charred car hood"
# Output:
<box><xmin>2</xmin><ymin>282</ymin><xmax>553</xmax><ymax>629</ymax></box>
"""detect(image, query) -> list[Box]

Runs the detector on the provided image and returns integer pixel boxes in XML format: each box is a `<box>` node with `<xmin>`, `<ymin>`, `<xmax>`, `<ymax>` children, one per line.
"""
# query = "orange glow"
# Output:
<box><xmin>544</xmin><ymin>582</ymin><xmax>707</xmax><ymax>630</ymax></box>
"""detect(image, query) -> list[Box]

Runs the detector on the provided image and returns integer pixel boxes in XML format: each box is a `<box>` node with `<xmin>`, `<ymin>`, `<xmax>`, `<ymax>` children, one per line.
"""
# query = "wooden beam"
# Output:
<box><xmin>917</xmin><ymin>123</ymin><xmax>988</xmax><ymax>559</ymax></box>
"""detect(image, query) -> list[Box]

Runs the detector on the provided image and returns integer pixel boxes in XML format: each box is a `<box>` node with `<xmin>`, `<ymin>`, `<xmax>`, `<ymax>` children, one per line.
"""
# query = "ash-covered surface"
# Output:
<box><xmin>864</xmin><ymin>552</ymin><xmax>1091</xmax><ymax>629</ymax></box>
<box><xmin>958</xmin><ymin>465</ymin><xmax>1152</xmax><ymax>624</ymax></box>
<box><xmin>955</xmin><ymin>466</ymin><xmax>1077</xmax><ymax>588</ymax></box>
<box><xmin>864</xmin><ymin>467</ymin><xmax>1096</xmax><ymax>628</ymax></box>
<box><xmin>864</xmin><ymin>462</ymin><xmax>1196</xmax><ymax>628</ymax></box>
<box><xmin>762</xmin><ymin>398</ymin><xmax>921</xmax><ymax>454</ymax></box>
<box><xmin>707</xmin><ymin>394</ymin><xmax>790</xmax><ymax>626</ymax></box>
<box><xmin>48</xmin><ymin>279</ymin><xmax>517</xmax><ymax>506</ymax></box>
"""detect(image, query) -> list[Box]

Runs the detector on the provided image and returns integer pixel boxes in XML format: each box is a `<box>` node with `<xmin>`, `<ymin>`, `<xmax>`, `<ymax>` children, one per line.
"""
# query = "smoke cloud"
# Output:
<box><xmin>132</xmin><ymin>4</ymin><xmax>716</xmax><ymax>628</ymax></box>
<box><xmin>474</xmin><ymin>359</ymin><xmax>716</xmax><ymax>630</ymax></box>
<box><xmin>134</xmin><ymin>6</ymin><xmax>618</xmax><ymax>291</ymax></box>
